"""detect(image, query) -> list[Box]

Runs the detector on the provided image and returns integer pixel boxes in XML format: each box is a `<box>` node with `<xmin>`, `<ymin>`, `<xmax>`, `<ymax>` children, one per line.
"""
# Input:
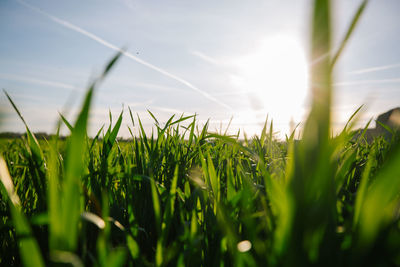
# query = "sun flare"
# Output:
<box><xmin>233</xmin><ymin>34</ymin><xmax>309</xmax><ymax>133</ymax></box>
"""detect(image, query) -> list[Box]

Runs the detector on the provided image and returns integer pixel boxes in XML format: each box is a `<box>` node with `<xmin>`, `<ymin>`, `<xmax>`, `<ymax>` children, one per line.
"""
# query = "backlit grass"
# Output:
<box><xmin>1</xmin><ymin>0</ymin><xmax>399</xmax><ymax>266</ymax></box>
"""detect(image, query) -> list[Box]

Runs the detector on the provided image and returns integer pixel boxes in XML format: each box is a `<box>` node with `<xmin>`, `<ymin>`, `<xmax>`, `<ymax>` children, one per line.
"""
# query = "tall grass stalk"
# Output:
<box><xmin>1</xmin><ymin>0</ymin><xmax>399</xmax><ymax>266</ymax></box>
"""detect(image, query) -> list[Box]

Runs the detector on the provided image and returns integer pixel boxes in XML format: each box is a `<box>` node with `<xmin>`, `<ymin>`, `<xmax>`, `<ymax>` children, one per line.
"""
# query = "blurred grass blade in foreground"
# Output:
<box><xmin>0</xmin><ymin>157</ymin><xmax>45</xmax><ymax>267</ymax></box>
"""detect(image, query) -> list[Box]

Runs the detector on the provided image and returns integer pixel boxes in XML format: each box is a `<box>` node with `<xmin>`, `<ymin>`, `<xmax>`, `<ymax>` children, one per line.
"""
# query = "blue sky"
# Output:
<box><xmin>1</xmin><ymin>0</ymin><xmax>399</xmax><ymax>138</ymax></box>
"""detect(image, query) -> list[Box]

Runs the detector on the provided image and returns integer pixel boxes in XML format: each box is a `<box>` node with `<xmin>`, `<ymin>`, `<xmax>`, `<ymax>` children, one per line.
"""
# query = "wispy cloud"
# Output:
<box><xmin>149</xmin><ymin>106</ymin><xmax>191</xmax><ymax>115</ymax></box>
<box><xmin>190</xmin><ymin>50</ymin><xmax>220</xmax><ymax>65</ymax></box>
<box><xmin>125</xmin><ymin>99</ymin><xmax>155</xmax><ymax>108</ymax></box>
<box><xmin>106</xmin><ymin>77</ymin><xmax>185</xmax><ymax>93</ymax></box>
<box><xmin>0</xmin><ymin>73</ymin><xmax>77</xmax><ymax>90</ymax></box>
<box><xmin>0</xmin><ymin>92</ymin><xmax>52</xmax><ymax>103</ymax></box>
<box><xmin>130</xmin><ymin>82</ymin><xmax>182</xmax><ymax>92</ymax></box>
<box><xmin>15</xmin><ymin>0</ymin><xmax>233</xmax><ymax>112</ymax></box>
<box><xmin>210</xmin><ymin>90</ymin><xmax>251</xmax><ymax>97</ymax></box>
<box><xmin>334</xmin><ymin>78</ymin><xmax>400</xmax><ymax>86</ymax></box>
<box><xmin>120</xmin><ymin>0</ymin><xmax>136</xmax><ymax>11</ymax></box>
<box><xmin>349</xmin><ymin>63</ymin><xmax>400</xmax><ymax>75</ymax></box>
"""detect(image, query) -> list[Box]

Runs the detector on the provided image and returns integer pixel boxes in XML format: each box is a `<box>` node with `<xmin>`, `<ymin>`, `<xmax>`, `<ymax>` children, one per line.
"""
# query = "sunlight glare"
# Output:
<box><xmin>232</xmin><ymin>34</ymin><xmax>309</xmax><ymax>136</ymax></box>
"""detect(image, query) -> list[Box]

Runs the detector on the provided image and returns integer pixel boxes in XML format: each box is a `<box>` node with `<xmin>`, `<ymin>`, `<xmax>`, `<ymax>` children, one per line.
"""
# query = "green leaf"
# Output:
<box><xmin>108</xmin><ymin>110</ymin><xmax>123</xmax><ymax>147</ymax></box>
<box><xmin>59</xmin><ymin>112</ymin><xmax>74</xmax><ymax>132</ymax></box>
<box><xmin>357</xmin><ymin>142</ymin><xmax>400</xmax><ymax>246</ymax></box>
<box><xmin>331</xmin><ymin>0</ymin><xmax>369</xmax><ymax>68</ymax></box>
<box><xmin>4</xmin><ymin>90</ymin><xmax>43</xmax><ymax>161</ymax></box>
<box><xmin>106</xmin><ymin>248</ymin><xmax>126</xmax><ymax>267</ymax></box>
<box><xmin>0</xmin><ymin>157</ymin><xmax>45</xmax><ymax>267</ymax></box>
<box><xmin>126</xmin><ymin>235</ymin><xmax>140</xmax><ymax>259</ymax></box>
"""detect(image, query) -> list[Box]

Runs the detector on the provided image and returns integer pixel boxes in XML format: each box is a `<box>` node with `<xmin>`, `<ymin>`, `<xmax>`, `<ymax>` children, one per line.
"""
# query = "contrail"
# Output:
<box><xmin>15</xmin><ymin>0</ymin><xmax>233</xmax><ymax>112</ymax></box>
<box><xmin>190</xmin><ymin>50</ymin><xmax>220</xmax><ymax>66</ymax></box>
<box><xmin>349</xmin><ymin>63</ymin><xmax>400</xmax><ymax>75</ymax></box>
<box><xmin>334</xmin><ymin>78</ymin><xmax>400</xmax><ymax>86</ymax></box>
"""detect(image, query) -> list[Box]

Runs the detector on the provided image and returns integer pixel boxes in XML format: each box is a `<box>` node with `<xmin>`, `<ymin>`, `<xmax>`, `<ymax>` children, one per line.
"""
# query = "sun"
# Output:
<box><xmin>232</xmin><ymin>34</ymin><xmax>309</xmax><ymax>134</ymax></box>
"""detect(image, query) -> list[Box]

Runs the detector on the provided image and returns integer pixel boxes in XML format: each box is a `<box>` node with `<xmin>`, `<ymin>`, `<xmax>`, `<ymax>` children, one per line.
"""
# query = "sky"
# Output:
<box><xmin>0</xmin><ymin>0</ymin><xmax>400</xmax><ymax>138</ymax></box>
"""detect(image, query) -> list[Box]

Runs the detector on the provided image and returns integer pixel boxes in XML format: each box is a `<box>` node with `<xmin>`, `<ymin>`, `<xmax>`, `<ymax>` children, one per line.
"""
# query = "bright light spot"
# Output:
<box><xmin>237</xmin><ymin>240</ymin><xmax>252</xmax><ymax>252</ymax></box>
<box><xmin>232</xmin><ymin>34</ymin><xmax>309</xmax><ymax>136</ymax></box>
<box><xmin>389</xmin><ymin>109</ymin><xmax>400</xmax><ymax>128</ymax></box>
<box><xmin>0</xmin><ymin>157</ymin><xmax>21</xmax><ymax>206</ymax></box>
<box><xmin>81</xmin><ymin>212</ymin><xmax>106</xmax><ymax>229</ymax></box>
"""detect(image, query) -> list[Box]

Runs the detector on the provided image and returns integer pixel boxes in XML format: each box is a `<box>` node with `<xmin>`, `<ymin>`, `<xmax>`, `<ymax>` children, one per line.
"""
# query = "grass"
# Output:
<box><xmin>1</xmin><ymin>0</ymin><xmax>400</xmax><ymax>266</ymax></box>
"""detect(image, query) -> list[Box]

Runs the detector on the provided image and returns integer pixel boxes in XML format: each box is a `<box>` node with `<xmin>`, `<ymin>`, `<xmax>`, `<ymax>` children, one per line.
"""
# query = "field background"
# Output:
<box><xmin>1</xmin><ymin>0</ymin><xmax>400</xmax><ymax>266</ymax></box>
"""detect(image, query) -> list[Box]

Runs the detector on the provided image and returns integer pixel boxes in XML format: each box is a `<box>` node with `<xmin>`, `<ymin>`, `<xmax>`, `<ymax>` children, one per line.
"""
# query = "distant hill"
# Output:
<box><xmin>356</xmin><ymin>107</ymin><xmax>400</xmax><ymax>142</ymax></box>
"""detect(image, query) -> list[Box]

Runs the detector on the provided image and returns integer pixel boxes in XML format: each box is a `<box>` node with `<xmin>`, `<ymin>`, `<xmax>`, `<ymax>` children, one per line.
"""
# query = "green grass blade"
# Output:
<box><xmin>150</xmin><ymin>177</ymin><xmax>162</xmax><ymax>266</ymax></box>
<box><xmin>3</xmin><ymin>90</ymin><xmax>28</xmax><ymax>126</ymax></box>
<box><xmin>61</xmin><ymin>85</ymin><xmax>93</xmax><ymax>250</ymax></box>
<box><xmin>357</xmin><ymin>142</ymin><xmax>400</xmax><ymax>247</ymax></box>
<box><xmin>101</xmin><ymin>51</ymin><xmax>123</xmax><ymax>78</ymax></box>
<box><xmin>48</xmin><ymin>130</ymin><xmax>63</xmax><ymax>250</ymax></box>
<box><xmin>343</xmin><ymin>105</ymin><xmax>364</xmax><ymax>133</ymax></box>
<box><xmin>106</xmin><ymin>248</ymin><xmax>126</xmax><ymax>267</ymax></box>
<box><xmin>61</xmin><ymin>51</ymin><xmax>122</xmax><ymax>251</ymax></box>
<box><xmin>128</xmin><ymin>106</ymin><xmax>135</xmax><ymax>127</ymax></box>
<box><xmin>283</xmin><ymin>0</ymin><xmax>336</xmax><ymax>264</ymax></box>
<box><xmin>109</xmin><ymin>110</ymin><xmax>123</xmax><ymax>145</ymax></box>
<box><xmin>353</xmin><ymin>143</ymin><xmax>377</xmax><ymax>228</ymax></box>
<box><xmin>4</xmin><ymin>90</ymin><xmax>43</xmax><ymax>161</ymax></box>
<box><xmin>207</xmin><ymin>153</ymin><xmax>219</xmax><ymax>202</ymax></box>
<box><xmin>169</xmin><ymin>114</ymin><xmax>195</xmax><ymax>128</ymax></box>
<box><xmin>376</xmin><ymin>120</ymin><xmax>395</xmax><ymax>135</ymax></box>
<box><xmin>59</xmin><ymin>112</ymin><xmax>74</xmax><ymax>132</ymax></box>
<box><xmin>147</xmin><ymin>109</ymin><xmax>160</xmax><ymax>126</ymax></box>
<box><xmin>331</xmin><ymin>0</ymin><xmax>369</xmax><ymax>68</ymax></box>
<box><xmin>0</xmin><ymin>157</ymin><xmax>45</xmax><ymax>267</ymax></box>
<box><xmin>90</xmin><ymin>124</ymin><xmax>105</xmax><ymax>151</ymax></box>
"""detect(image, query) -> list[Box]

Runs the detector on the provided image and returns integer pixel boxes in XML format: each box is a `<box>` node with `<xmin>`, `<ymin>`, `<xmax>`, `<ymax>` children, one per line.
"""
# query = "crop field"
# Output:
<box><xmin>1</xmin><ymin>0</ymin><xmax>400</xmax><ymax>266</ymax></box>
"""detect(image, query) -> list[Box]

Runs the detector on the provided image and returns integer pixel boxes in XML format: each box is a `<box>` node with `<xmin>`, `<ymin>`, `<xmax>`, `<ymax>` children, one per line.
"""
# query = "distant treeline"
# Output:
<box><xmin>0</xmin><ymin>132</ymin><xmax>60</xmax><ymax>140</ymax></box>
<box><xmin>1</xmin><ymin>107</ymin><xmax>399</xmax><ymax>142</ymax></box>
<box><xmin>0</xmin><ymin>132</ymin><xmax>131</xmax><ymax>142</ymax></box>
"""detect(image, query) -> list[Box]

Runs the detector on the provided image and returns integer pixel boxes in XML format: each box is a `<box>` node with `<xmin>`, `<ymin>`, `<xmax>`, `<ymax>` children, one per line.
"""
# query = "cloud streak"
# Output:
<box><xmin>334</xmin><ymin>78</ymin><xmax>400</xmax><ymax>87</ymax></box>
<box><xmin>190</xmin><ymin>50</ymin><xmax>220</xmax><ymax>66</ymax></box>
<box><xmin>15</xmin><ymin>0</ymin><xmax>233</xmax><ymax>112</ymax></box>
<box><xmin>0</xmin><ymin>73</ymin><xmax>77</xmax><ymax>90</ymax></box>
<box><xmin>349</xmin><ymin>63</ymin><xmax>400</xmax><ymax>75</ymax></box>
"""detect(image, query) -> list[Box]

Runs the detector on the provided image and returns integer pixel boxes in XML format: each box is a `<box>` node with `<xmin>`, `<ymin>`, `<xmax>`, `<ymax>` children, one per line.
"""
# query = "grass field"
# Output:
<box><xmin>1</xmin><ymin>0</ymin><xmax>400</xmax><ymax>266</ymax></box>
